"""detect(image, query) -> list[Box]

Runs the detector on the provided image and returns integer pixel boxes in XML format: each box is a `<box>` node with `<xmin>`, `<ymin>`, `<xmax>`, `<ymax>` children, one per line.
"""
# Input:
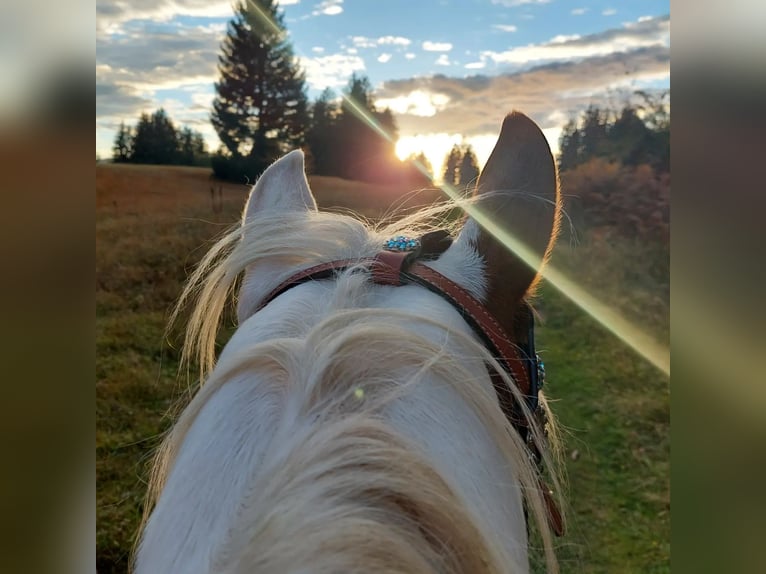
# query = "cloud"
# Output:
<box><xmin>377</xmin><ymin>44</ymin><xmax>669</xmax><ymax>138</ymax></box>
<box><xmin>279</xmin><ymin>0</ymin><xmax>301</xmax><ymax>5</ymax></box>
<box><xmin>465</xmin><ymin>61</ymin><xmax>486</xmax><ymax>69</ymax></box>
<box><xmin>96</xmin><ymin>25</ymin><xmax>222</xmax><ymax>92</ymax></box>
<box><xmin>350</xmin><ymin>35</ymin><xmax>411</xmax><ymax>49</ymax></box>
<box><xmin>571</xmin><ymin>8</ymin><xmax>588</xmax><ymax>16</ymax></box>
<box><xmin>190</xmin><ymin>90</ymin><xmax>215</xmax><ymax>110</ymax></box>
<box><xmin>378</xmin><ymin>36</ymin><xmax>412</xmax><ymax>46</ymax></box>
<box><xmin>96</xmin><ymin>82</ymin><xmax>153</xmax><ymax>118</ymax></box>
<box><xmin>97</xmin><ymin>1</ymin><xmax>234</xmax><ymax>35</ymax></box>
<box><xmin>377</xmin><ymin>90</ymin><xmax>451</xmax><ymax>117</ymax></box>
<box><xmin>378</xmin><ymin>53</ymin><xmax>392</xmax><ymax>63</ymax></box>
<box><xmin>405</xmin><ymin>53</ymin><xmax>416</xmax><ymax>60</ymax></box>
<box><xmin>602</xmin><ymin>8</ymin><xmax>617</xmax><ymax>16</ymax></box>
<box><xmin>312</xmin><ymin>0</ymin><xmax>343</xmax><ymax>16</ymax></box>
<box><xmin>300</xmin><ymin>53</ymin><xmax>365</xmax><ymax>89</ymax></box>
<box><xmin>493</xmin><ymin>24</ymin><xmax>518</xmax><ymax>32</ymax></box>
<box><xmin>351</xmin><ymin>36</ymin><xmax>377</xmax><ymax>48</ymax></box>
<box><xmin>422</xmin><ymin>41</ymin><xmax>453</xmax><ymax>52</ymax></box>
<box><xmin>490</xmin><ymin>0</ymin><xmax>550</xmax><ymax>6</ymax></box>
<box><xmin>481</xmin><ymin>14</ymin><xmax>669</xmax><ymax>67</ymax></box>
<box><xmin>435</xmin><ymin>54</ymin><xmax>451</xmax><ymax>66</ymax></box>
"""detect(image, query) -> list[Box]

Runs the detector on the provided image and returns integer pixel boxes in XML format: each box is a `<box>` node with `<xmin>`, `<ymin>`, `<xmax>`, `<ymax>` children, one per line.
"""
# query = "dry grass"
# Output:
<box><xmin>95</xmin><ymin>163</ymin><xmax>439</xmax><ymax>572</ymax></box>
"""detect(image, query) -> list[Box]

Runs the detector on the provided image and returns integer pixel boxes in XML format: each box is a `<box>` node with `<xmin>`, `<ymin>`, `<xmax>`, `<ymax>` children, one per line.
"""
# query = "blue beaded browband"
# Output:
<box><xmin>384</xmin><ymin>236</ymin><xmax>421</xmax><ymax>252</ymax></box>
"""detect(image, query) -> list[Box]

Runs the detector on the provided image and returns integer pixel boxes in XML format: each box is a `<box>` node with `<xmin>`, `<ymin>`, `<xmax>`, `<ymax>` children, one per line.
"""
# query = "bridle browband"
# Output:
<box><xmin>255</xmin><ymin>230</ymin><xmax>563</xmax><ymax>536</ymax></box>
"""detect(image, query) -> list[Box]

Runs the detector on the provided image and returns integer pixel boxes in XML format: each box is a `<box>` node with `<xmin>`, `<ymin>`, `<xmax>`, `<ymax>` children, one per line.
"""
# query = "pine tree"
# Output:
<box><xmin>558</xmin><ymin>118</ymin><xmax>582</xmax><ymax>171</ymax></box>
<box><xmin>580</xmin><ymin>105</ymin><xmax>608</xmax><ymax>159</ymax></box>
<box><xmin>329</xmin><ymin>73</ymin><xmax>399</xmax><ymax>182</ymax></box>
<box><xmin>458</xmin><ymin>145</ymin><xmax>480</xmax><ymax>188</ymax></box>
<box><xmin>129</xmin><ymin>109</ymin><xmax>179</xmax><ymax>164</ymax></box>
<box><xmin>192</xmin><ymin>132</ymin><xmax>208</xmax><ymax>165</ymax></box>
<box><xmin>211</xmin><ymin>0</ymin><xmax>308</xmax><ymax>178</ymax></box>
<box><xmin>608</xmin><ymin>106</ymin><xmax>652</xmax><ymax>166</ymax></box>
<box><xmin>130</xmin><ymin>113</ymin><xmax>154</xmax><ymax>164</ymax></box>
<box><xmin>305</xmin><ymin>88</ymin><xmax>339</xmax><ymax>175</ymax></box>
<box><xmin>409</xmin><ymin>152</ymin><xmax>433</xmax><ymax>180</ymax></box>
<box><xmin>150</xmin><ymin>109</ymin><xmax>179</xmax><ymax>165</ymax></box>
<box><xmin>112</xmin><ymin>121</ymin><xmax>133</xmax><ymax>162</ymax></box>
<box><xmin>442</xmin><ymin>144</ymin><xmax>462</xmax><ymax>185</ymax></box>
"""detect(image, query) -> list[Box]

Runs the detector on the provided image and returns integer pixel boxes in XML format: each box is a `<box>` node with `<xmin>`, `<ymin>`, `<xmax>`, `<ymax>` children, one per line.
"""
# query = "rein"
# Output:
<box><xmin>256</xmin><ymin>230</ymin><xmax>563</xmax><ymax>536</ymax></box>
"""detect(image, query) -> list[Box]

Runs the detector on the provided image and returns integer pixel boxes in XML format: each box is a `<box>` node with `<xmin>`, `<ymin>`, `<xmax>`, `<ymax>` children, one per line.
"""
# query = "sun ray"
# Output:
<box><xmin>242</xmin><ymin>0</ymin><xmax>670</xmax><ymax>377</ymax></box>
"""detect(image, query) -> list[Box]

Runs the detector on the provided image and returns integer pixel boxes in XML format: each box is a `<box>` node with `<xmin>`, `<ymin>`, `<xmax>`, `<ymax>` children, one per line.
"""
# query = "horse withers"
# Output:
<box><xmin>135</xmin><ymin>112</ymin><xmax>564</xmax><ymax>573</ymax></box>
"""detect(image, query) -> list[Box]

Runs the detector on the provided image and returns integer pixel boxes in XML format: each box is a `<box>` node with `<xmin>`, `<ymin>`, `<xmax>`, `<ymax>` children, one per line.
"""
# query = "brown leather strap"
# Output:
<box><xmin>254</xmin><ymin>250</ymin><xmax>562</xmax><ymax>536</ymax></box>
<box><xmin>405</xmin><ymin>261</ymin><xmax>531</xmax><ymax>399</ymax></box>
<box><xmin>256</xmin><ymin>258</ymin><xmax>361</xmax><ymax>314</ymax></box>
<box><xmin>258</xmin><ymin>253</ymin><xmax>531</xmax><ymax>409</ymax></box>
<box><xmin>541</xmin><ymin>479</ymin><xmax>565</xmax><ymax>536</ymax></box>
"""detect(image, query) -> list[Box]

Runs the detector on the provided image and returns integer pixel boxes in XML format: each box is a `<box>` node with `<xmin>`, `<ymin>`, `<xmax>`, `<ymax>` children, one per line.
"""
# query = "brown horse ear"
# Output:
<box><xmin>462</xmin><ymin>111</ymin><xmax>561</xmax><ymax>330</ymax></box>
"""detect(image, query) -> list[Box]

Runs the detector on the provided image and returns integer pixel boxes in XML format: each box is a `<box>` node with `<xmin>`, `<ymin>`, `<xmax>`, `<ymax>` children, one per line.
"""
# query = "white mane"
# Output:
<box><xmin>136</xmin><ymin>132</ymin><xmax>565</xmax><ymax>573</ymax></box>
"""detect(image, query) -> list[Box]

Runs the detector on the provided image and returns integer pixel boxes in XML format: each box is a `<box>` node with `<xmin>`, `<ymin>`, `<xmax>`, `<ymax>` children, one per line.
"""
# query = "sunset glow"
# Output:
<box><xmin>395</xmin><ymin>129</ymin><xmax>562</xmax><ymax>183</ymax></box>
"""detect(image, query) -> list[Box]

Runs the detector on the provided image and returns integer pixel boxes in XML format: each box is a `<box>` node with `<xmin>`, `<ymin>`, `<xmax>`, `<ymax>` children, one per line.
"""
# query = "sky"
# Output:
<box><xmin>96</xmin><ymin>0</ymin><xmax>670</xmax><ymax>176</ymax></box>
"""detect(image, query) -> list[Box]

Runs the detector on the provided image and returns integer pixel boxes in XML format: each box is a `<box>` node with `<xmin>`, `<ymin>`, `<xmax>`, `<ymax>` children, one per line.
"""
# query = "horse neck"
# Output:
<box><xmin>136</xmin><ymin>281</ymin><xmax>530</xmax><ymax>574</ymax></box>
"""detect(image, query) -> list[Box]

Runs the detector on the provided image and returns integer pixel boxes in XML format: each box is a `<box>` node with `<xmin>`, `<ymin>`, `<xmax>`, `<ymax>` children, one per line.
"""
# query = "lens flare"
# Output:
<box><xmin>244</xmin><ymin>0</ymin><xmax>670</xmax><ymax>378</ymax></box>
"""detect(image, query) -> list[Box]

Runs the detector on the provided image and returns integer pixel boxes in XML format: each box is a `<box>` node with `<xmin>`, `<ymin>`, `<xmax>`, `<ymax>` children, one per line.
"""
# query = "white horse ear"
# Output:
<box><xmin>237</xmin><ymin>150</ymin><xmax>317</xmax><ymax>322</ymax></box>
<box><xmin>242</xmin><ymin>149</ymin><xmax>317</xmax><ymax>228</ymax></box>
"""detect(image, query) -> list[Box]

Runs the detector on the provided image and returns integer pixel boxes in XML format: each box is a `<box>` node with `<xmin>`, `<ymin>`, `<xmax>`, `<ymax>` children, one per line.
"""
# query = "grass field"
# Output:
<box><xmin>96</xmin><ymin>163</ymin><xmax>669</xmax><ymax>573</ymax></box>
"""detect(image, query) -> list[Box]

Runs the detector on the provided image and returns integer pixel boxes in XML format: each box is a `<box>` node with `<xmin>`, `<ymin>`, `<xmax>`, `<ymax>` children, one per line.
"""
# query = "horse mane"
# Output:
<box><xmin>139</xmin><ymin>200</ymin><xmax>565</xmax><ymax>573</ymax></box>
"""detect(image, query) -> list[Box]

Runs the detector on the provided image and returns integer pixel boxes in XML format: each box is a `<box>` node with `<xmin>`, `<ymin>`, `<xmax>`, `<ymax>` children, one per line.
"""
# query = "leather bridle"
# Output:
<box><xmin>255</xmin><ymin>230</ymin><xmax>563</xmax><ymax>535</ymax></box>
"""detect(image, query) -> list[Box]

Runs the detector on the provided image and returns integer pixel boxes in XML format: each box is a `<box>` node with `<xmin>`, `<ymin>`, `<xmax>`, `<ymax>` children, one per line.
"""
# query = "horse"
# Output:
<box><xmin>135</xmin><ymin>111</ymin><xmax>565</xmax><ymax>573</ymax></box>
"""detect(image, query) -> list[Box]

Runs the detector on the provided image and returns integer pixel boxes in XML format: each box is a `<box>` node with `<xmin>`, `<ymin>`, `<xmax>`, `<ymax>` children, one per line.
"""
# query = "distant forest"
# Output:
<box><xmin>558</xmin><ymin>91</ymin><xmax>669</xmax><ymax>174</ymax></box>
<box><xmin>112</xmin><ymin>109</ymin><xmax>210</xmax><ymax>167</ymax></box>
<box><xmin>557</xmin><ymin>91</ymin><xmax>670</xmax><ymax>244</ymax></box>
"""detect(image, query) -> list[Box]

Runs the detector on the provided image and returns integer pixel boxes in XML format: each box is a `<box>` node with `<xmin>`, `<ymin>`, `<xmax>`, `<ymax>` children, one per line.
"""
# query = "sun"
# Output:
<box><xmin>395</xmin><ymin>133</ymin><xmax>462</xmax><ymax>183</ymax></box>
<box><xmin>396</xmin><ymin>129</ymin><xmax>562</xmax><ymax>184</ymax></box>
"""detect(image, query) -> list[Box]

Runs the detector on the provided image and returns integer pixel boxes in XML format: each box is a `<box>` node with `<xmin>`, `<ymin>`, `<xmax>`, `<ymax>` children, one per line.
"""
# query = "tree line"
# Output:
<box><xmin>111</xmin><ymin>1</ymin><xmax>448</xmax><ymax>185</ymax></box>
<box><xmin>556</xmin><ymin>93</ymin><xmax>670</xmax><ymax>244</ymax></box>
<box><xmin>557</xmin><ymin>92</ymin><xmax>669</xmax><ymax>174</ymax></box>
<box><xmin>111</xmin><ymin>0</ymin><xmax>668</xmax><ymax>189</ymax></box>
<box><xmin>112</xmin><ymin>109</ymin><xmax>209</xmax><ymax>166</ymax></box>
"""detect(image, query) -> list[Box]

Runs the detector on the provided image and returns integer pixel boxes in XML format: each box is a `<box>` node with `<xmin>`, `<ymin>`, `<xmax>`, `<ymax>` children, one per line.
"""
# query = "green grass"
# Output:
<box><xmin>532</xmin><ymin>234</ymin><xmax>669</xmax><ymax>573</ymax></box>
<box><xmin>96</xmin><ymin>163</ymin><xmax>669</xmax><ymax>573</ymax></box>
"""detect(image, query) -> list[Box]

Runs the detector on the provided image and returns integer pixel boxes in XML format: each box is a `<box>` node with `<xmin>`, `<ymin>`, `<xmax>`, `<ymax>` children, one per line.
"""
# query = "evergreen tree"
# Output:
<box><xmin>211</xmin><ymin>0</ymin><xmax>308</xmax><ymax>179</ymax></box>
<box><xmin>333</xmin><ymin>73</ymin><xmax>399</xmax><ymax>182</ymax></box>
<box><xmin>396</xmin><ymin>152</ymin><xmax>433</xmax><ymax>187</ymax></box>
<box><xmin>150</xmin><ymin>109</ymin><xmax>179</xmax><ymax>165</ymax></box>
<box><xmin>556</xmin><ymin>92</ymin><xmax>670</xmax><ymax>173</ymax></box>
<box><xmin>112</xmin><ymin>121</ymin><xmax>132</xmax><ymax>162</ymax></box>
<box><xmin>192</xmin><ymin>132</ymin><xmax>208</xmax><ymax>165</ymax></box>
<box><xmin>114</xmin><ymin>109</ymin><xmax>208</xmax><ymax>166</ymax></box>
<box><xmin>130</xmin><ymin>112</ymin><xmax>154</xmax><ymax>164</ymax></box>
<box><xmin>608</xmin><ymin>106</ymin><xmax>652</xmax><ymax>166</ymax></box>
<box><xmin>408</xmin><ymin>152</ymin><xmax>433</xmax><ymax>180</ymax></box>
<box><xmin>305</xmin><ymin>88</ymin><xmax>339</xmax><ymax>175</ymax></box>
<box><xmin>635</xmin><ymin>90</ymin><xmax>669</xmax><ymax>172</ymax></box>
<box><xmin>130</xmin><ymin>109</ymin><xmax>179</xmax><ymax>164</ymax></box>
<box><xmin>177</xmin><ymin>127</ymin><xmax>208</xmax><ymax>166</ymax></box>
<box><xmin>442</xmin><ymin>144</ymin><xmax>462</xmax><ymax>185</ymax></box>
<box><xmin>558</xmin><ymin>118</ymin><xmax>582</xmax><ymax>171</ymax></box>
<box><xmin>458</xmin><ymin>145</ymin><xmax>480</xmax><ymax>188</ymax></box>
<box><xmin>580</xmin><ymin>105</ymin><xmax>608</xmax><ymax>159</ymax></box>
